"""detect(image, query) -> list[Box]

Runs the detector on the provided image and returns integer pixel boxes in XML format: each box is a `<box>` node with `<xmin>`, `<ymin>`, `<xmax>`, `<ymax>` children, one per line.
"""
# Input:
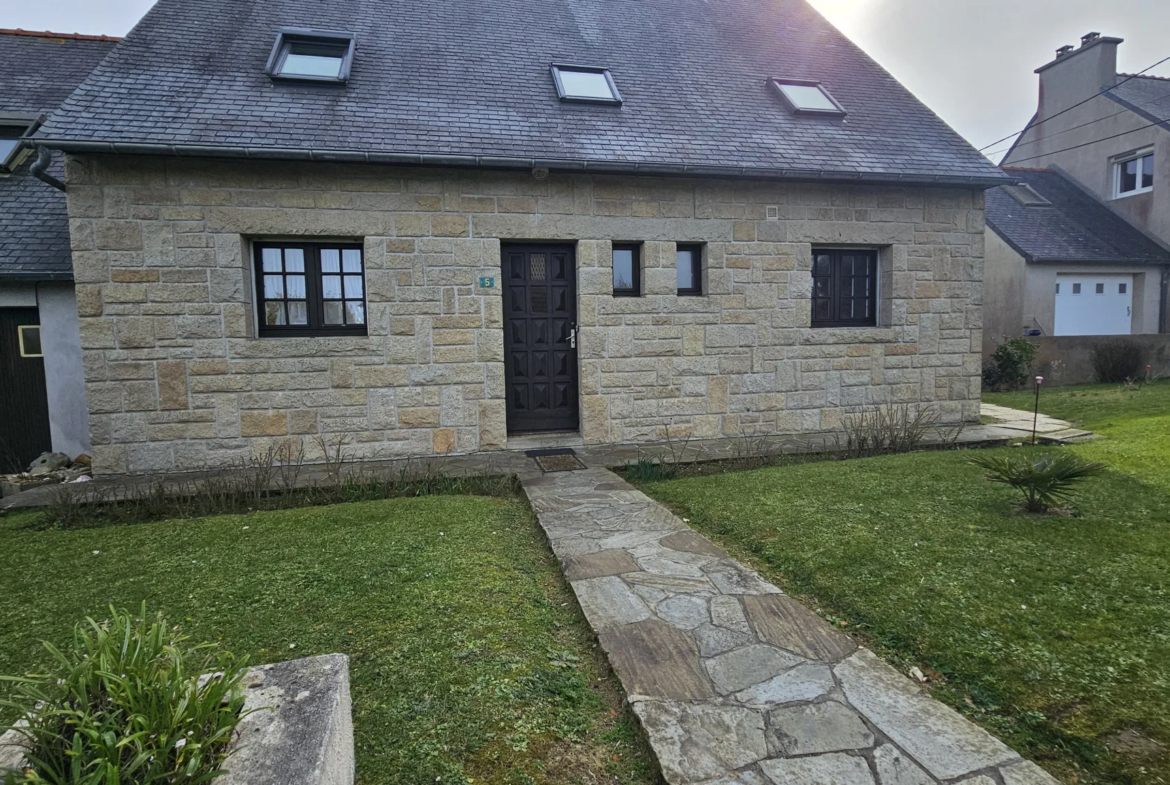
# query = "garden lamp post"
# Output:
<box><xmin>1032</xmin><ymin>376</ymin><xmax>1044</xmax><ymax>445</ymax></box>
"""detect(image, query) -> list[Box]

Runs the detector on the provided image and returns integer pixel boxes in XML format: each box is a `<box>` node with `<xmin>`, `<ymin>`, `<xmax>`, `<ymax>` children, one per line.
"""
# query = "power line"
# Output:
<box><xmin>976</xmin><ymin>53</ymin><xmax>1170</xmax><ymax>153</ymax></box>
<box><xmin>997</xmin><ymin>117</ymin><xmax>1168</xmax><ymax>167</ymax></box>
<box><xmin>983</xmin><ymin>89</ymin><xmax>1170</xmax><ymax>160</ymax></box>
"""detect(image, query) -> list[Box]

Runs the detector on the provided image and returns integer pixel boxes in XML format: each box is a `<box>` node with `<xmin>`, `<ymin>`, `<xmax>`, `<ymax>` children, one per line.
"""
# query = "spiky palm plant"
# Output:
<box><xmin>970</xmin><ymin>451</ymin><xmax>1106</xmax><ymax>513</ymax></box>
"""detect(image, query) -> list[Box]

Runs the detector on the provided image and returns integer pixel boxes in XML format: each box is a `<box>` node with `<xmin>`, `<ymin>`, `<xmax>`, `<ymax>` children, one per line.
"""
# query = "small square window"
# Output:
<box><xmin>266</xmin><ymin>28</ymin><xmax>355</xmax><ymax>83</ymax></box>
<box><xmin>612</xmin><ymin>244</ymin><xmax>640</xmax><ymax>296</ymax></box>
<box><xmin>1120</xmin><ymin>283</ymin><xmax>1128</xmax><ymax>294</ymax></box>
<box><xmin>1055</xmin><ymin>283</ymin><xmax>1061</xmax><ymax>294</ymax></box>
<box><xmin>18</xmin><ymin>325</ymin><xmax>42</xmax><ymax>358</ymax></box>
<box><xmin>1115</xmin><ymin>151</ymin><xmax>1154</xmax><ymax>198</ymax></box>
<box><xmin>676</xmin><ymin>244</ymin><xmax>703</xmax><ymax>296</ymax></box>
<box><xmin>770</xmin><ymin>79</ymin><xmax>846</xmax><ymax>116</ymax></box>
<box><xmin>1095</xmin><ymin>283</ymin><xmax>1105</xmax><ymax>294</ymax></box>
<box><xmin>551</xmin><ymin>64</ymin><xmax>622</xmax><ymax>105</ymax></box>
<box><xmin>1072</xmin><ymin>283</ymin><xmax>1082</xmax><ymax>295</ymax></box>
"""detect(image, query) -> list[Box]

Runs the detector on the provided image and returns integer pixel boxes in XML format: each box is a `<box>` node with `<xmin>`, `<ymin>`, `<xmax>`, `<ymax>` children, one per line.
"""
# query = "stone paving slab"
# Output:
<box><xmin>520</xmin><ymin>465</ymin><xmax>1061</xmax><ymax>785</ymax></box>
<box><xmin>979</xmin><ymin>403</ymin><xmax>1095</xmax><ymax>444</ymax></box>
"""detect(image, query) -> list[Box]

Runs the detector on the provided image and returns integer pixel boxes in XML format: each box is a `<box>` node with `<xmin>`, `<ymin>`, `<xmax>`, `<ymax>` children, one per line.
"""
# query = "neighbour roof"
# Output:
<box><xmin>0</xmin><ymin>30</ymin><xmax>118</xmax><ymax>281</ymax></box>
<box><xmin>987</xmin><ymin>168</ymin><xmax>1170</xmax><ymax>265</ymax></box>
<box><xmin>34</xmin><ymin>0</ymin><xmax>1008</xmax><ymax>187</ymax></box>
<box><xmin>1107</xmin><ymin>73</ymin><xmax>1170</xmax><ymax>127</ymax></box>
<box><xmin>0</xmin><ymin>29</ymin><xmax>119</xmax><ymax>115</ymax></box>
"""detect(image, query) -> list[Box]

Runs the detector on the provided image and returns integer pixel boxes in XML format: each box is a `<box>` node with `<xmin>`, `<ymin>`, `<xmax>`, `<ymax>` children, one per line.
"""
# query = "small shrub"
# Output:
<box><xmin>840</xmin><ymin>404</ymin><xmax>940</xmax><ymax>458</ymax></box>
<box><xmin>982</xmin><ymin>337</ymin><xmax>1038</xmax><ymax>391</ymax></box>
<box><xmin>970</xmin><ymin>451</ymin><xmax>1106</xmax><ymax>513</ymax></box>
<box><xmin>1</xmin><ymin>605</ymin><xmax>250</xmax><ymax>784</ymax></box>
<box><xmin>623</xmin><ymin>456</ymin><xmax>677</xmax><ymax>483</ymax></box>
<box><xmin>1091</xmin><ymin>339</ymin><xmax>1147</xmax><ymax>384</ymax></box>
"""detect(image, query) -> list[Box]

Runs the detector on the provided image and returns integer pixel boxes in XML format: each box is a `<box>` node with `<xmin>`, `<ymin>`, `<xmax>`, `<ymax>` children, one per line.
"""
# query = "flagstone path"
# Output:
<box><xmin>521</xmin><ymin>466</ymin><xmax>1061</xmax><ymax>785</ymax></box>
<box><xmin>979</xmin><ymin>402</ymin><xmax>1094</xmax><ymax>444</ymax></box>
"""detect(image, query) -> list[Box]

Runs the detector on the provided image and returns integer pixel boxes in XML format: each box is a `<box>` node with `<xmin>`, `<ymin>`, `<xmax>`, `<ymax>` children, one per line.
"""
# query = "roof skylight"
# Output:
<box><xmin>0</xmin><ymin>121</ymin><xmax>33</xmax><ymax>171</ymax></box>
<box><xmin>1003</xmin><ymin>183</ymin><xmax>1052</xmax><ymax>207</ymax></box>
<box><xmin>266</xmin><ymin>28</ymin><xmax>355</xmax><ymax>83</ymax></box>
<box><xmin>551</xmin><ymin>64</ymin><xmax>622</xmax><ymax>105</ymax></box>
<box><xmin>770</xmin><ymin>79</ymin><xmax>846</xmax><ymax>117</ymax></box>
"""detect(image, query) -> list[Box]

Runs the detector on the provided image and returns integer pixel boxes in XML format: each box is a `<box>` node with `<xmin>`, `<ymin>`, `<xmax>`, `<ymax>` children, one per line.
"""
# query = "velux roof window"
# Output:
<box><xmin>770</xmin><ymin>79</ymin><xmax>846</xmax><ymax>117</ymax></box>
<box><xmin>551</xmin><ymin>64</ymin><xmax>622</xmax><ymax>105</ymax></box>
<box><xmin>266</xmin><ymin>28</ymin><xmax>355</xmax><ymax>83</ymax></box>
<box><xmin>0</xmin><ymin>118</ymin><xmax>36</xmax><ymax>171</ymax></box>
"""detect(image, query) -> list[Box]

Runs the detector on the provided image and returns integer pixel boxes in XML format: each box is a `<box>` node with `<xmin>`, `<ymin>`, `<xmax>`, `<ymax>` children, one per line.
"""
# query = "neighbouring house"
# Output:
<box><xmin>30</xmin><ymin>0</ymin><xmax>1009</xmax><ymax>476</ymax></box>
<box><xmin>0</xmin><ymin>29</ymin><xmax>118</xmax><ymax>472</ymax></box>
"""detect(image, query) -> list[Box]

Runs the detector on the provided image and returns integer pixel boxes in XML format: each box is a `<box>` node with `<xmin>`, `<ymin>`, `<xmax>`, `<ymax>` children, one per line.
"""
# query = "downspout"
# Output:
<box><xmin>29</xmin><ymin>146</ymin><xmax>66</xmax><ymax>192</ymax></box>
<box><xmin>1162</xmin><ymin>266</ymin><xmax>1169</xmax><ymax>334</ymax></box>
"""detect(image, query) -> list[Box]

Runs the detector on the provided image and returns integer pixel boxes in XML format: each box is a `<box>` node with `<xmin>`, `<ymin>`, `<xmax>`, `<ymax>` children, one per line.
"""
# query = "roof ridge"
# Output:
<box><xmin>1000</xmin><ymin>166</ymin><xmax>1051</xmax><ymax>172</ymax></box>
<box><xmin>1118</xmin><ymin>72</ymin><xmax>1170</xmax><ymax>83</ymax></box>
<box><xmin>0</xmin><ymin>28</ymin><xmax>120</xmax><ymax>42</ymax></box>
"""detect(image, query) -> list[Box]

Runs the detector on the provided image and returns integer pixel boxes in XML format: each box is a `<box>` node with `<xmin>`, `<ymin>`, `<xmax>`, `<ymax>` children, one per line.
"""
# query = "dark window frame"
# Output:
<box><xmin>0</xmin><ymin>115</ymin><xmax>38</xmax><ymax>172</ymax></box>
<box><xmin>612</xmin><ymin>243</ymin><xmax>641</xmax><ymax>297</ymax></box>
<box><xmin>253</xmin><ymin>241</ymin><xmax>368</xmax><ymax>337</ymax></box>
<box><xmin>265</xmin><ymin>28</ymin><xmax>356</xmax><ymax>84</ymax></box>
<box><xmin>769</xmin><ymin>78</ymin><xmax>847</xmax><ymax>117</ymax></box>
<box><xmin>550</xmin><ymin>63</ymin><xmax>623</xmax><ymax>106</ymax></box>
<box><xmin>810</xmin><ymin>248</ymin><xmax>878</xmax><ymax>328</ymax></box>
<box><xmin>676</xmin><ymin>243</ymin><xmax>703</xmax><ymax>296</ymax></box>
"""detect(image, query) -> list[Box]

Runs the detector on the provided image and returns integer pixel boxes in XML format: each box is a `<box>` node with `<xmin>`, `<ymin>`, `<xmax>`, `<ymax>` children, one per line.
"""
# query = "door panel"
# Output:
<box><xmin>1054</xmin><ymin>274</ymin><xmax>1133</xmax><ymax>336</ymax></box>
<box><xmin>502</xmin><ymin>244</ymin><xmax>579</xmax><ymax>433</ymax></box>
<box><xmin>0</xmin><ymin>308</ymin><xmax>52</xmax><ymax>473</ymax></box>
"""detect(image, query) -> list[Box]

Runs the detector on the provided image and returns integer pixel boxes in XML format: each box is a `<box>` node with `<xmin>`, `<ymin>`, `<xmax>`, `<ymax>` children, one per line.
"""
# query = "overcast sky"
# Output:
<box><xmin>5</xmin><ymin>0</ymin><xmax>1169</xmax><ymax>161</ymax></box>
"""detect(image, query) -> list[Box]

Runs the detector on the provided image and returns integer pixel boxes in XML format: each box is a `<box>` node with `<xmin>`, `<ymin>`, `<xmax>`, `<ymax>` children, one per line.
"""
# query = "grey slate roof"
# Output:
<box><xmin>0</xmin><ymin>30</ymin><xmax>118</xmax><ymax>281</ymax></box>
<box><xmin>987</xmin><ymin>168</ymin><xmax>1170</xmax><ymax>265</ymax></box>
<box><xmin>1107</xmin><ymin>74</ymin><xmax>1170</xmax><ymax>127</ymax></box>
<box><xmin>35</xmin><ymin>0</ymin><xmax>1008</xmax><ymax>187</ymax></box>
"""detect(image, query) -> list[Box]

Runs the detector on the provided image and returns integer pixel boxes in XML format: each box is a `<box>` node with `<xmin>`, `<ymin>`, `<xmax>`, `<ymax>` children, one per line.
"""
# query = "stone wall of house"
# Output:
<box><xmin>64</xmin><ymin>155</ymin><xmax>986</xmax><ymax>475</ymax></box>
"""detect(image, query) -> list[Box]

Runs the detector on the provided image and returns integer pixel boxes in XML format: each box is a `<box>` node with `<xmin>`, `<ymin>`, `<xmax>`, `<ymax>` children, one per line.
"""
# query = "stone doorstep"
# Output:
<box><xmin>521</xmin><ymin>467</ymin><xmax>1063</xmax><ymax>785</ymax></box>
<box><xmin>0</xmin><ymin>654</ymin><xmax>354</xmax><ymax>785</ymax></box>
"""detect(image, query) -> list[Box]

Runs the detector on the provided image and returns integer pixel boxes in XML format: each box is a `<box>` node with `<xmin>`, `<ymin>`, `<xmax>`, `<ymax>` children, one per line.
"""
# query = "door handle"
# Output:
<box><xmin>569</xmin><ymin>322</ymin><xmax>578</xmax><ymax>349</ymax></box>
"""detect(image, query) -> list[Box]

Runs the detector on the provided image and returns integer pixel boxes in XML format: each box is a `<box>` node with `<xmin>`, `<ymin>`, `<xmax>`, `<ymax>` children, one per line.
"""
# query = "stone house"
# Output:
<box><xmin>0</xmin><ymin>29</ymin><xmax>118</xmax><ymax>472</ymax></box>
<box><xmin>32</xmin><ymin>0</ymin><xmax>1008</xmax><ymax>476</ymax></box>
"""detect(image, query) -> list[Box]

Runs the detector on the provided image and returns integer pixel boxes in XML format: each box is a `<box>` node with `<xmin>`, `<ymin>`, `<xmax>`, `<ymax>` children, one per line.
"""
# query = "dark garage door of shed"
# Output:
<box><xmin>0</xmin><ymin>308</ymin><xmax>52</xmax><ymax>473</ymax></box>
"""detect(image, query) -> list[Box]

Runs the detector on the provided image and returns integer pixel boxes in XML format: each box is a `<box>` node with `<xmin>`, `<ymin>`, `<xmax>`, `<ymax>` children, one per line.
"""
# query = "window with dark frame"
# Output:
<box><xmin>769</xmin><ymin>79</ymin><xmax>846</xmax><ymax>117</ymax></box>
<box><xmin>676</xmin><ymin>244</ymin><xmax>702</xmax><ymax>296</ymax></box>
<box><xmin>551</xmin><ymin>64</ymin><xmax>623</xmax><ymax>105</ymax></box>
<box><xmin>810</xmin><ymin>249</ymin><xmax>877</xmax><ymax>328</ymax></box>
<box><xmin>612</xmin><ymin>244</ymin><xmax>640</xmax><ymax>296</ymax></box>
<box><xmin>254</xmin><ymin>242</ymin><xmax>367</xmax><ymax>337</ymax></box>
<box><xmin>265</xmin><ymin>28</ymin><xmax>356</xmax><ymax>83</ymax></box>
<box><xmin>0</xmin><ymin>122</ymin><xmax>33</xmax><ymax>170</ymax></box>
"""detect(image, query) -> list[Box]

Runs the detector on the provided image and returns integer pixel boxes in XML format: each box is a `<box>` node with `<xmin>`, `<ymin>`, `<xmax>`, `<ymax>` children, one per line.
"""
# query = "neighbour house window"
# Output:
<box><xmin>1120</xmin><ymin>283</ymin><xmax>1128</xmax><ymax>294</ymax></box>
<box><xmin>265</xmin><ymin>28</ymin><xmax>356</xmax><ymax>83</ymax></box>
<box><xmin>612</xmin><ymin>244</ymin><xmax>640</xmax><ymax>296</ymax></box>
<box><xmin>769</xmin><ymin>79</ymin><xmax>846</xmax><ymax>117</ymax></box>
<box><xmin>676</xmin><ymin>244</ymin><xmax>702</xmax><ymax>296</ymax></box>
<box><xmin>811</xmin><ymin>249</ymin><xmax>877</xmax><ymax>328</ymax></box>
<box><xmin>1114</xmin><ymin>150</ymin><xmax>1154</xmax><ymax>197</ymax></box>
<box><xmin>1073</xmin><ymin>283</ymin><xmax>1082</xmax><ymax>294</ymax></box>
<box><xmin>254</xmin><ymin>242</ymin><xmax>366</xmax><ymax>336</ymax></box>
<box><xmin>1096</xmin><ymin>283</ymin><xmax>1105</xmax><ymax>294</ymax></box>
<box><xmin>0</xmin><ymin>123</ymin><xmax>32</xmax><ymax>170</ymax></box>
<box><xmin>17</xmin><ymin>325</ymin><xmax>42</xmax><ymax>358</ymax></box>
<box><xmin>551</xmin><ymin>64</ymin><xmax>622</xmax><ymax>105</ymax></box>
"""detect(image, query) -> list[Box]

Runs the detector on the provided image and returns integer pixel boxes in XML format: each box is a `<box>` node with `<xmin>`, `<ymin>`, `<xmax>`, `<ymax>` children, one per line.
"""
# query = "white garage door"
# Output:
<box><xmin>1054</xmin><ymin>274</ymin><xmax>1133</xmax><ymax>336</ymax></box>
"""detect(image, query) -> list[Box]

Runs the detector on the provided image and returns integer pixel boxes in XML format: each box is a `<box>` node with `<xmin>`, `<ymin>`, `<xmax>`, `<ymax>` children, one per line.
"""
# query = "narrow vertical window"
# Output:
<box><xmin>612</xmin><ymin>244</ymin><xmax>640</xmax><ymax>296</ymax></box>
<box><xmin>254</xmin><ymin>242</ymin><xmax>366</xmax><ymax>336</ymax></box>
<box><xmin>810</xmin><ymin>249</ymin><xmax>877</xmax><ymax>328</ymax></box>
<box><xmin>676</xmin><ymin>244</ymin><xmax>702</xmax><ymax>296</ymax></box>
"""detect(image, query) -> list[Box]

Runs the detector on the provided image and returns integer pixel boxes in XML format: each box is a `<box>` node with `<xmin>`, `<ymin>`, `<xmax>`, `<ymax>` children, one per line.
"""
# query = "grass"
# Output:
<box><xmin>631</xmin><ymin>382</ymin><xmax>1170</xmax><ymax>785</ymax></box>
<box><xmin>0</xmin><ymin>494</ymin><xmax>658</xmax><ymax>785</ymax></box>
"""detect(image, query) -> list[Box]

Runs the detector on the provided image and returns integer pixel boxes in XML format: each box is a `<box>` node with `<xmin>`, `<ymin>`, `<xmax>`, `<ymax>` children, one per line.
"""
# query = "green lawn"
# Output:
<box><xmin>0</xmin><ymin>495</ymin><xmax>657</xmax><ymax>785</ymax></box>
<box><xmin>633</xmin><ymin>383</ymin><xmax>1170</xmax><ymax>785</ymax></box>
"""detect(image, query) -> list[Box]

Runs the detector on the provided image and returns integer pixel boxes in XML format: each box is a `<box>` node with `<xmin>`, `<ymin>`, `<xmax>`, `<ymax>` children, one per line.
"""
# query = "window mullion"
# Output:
<box><xmin>307</xmin><ymin>246</ymin><xmax>323</xmax><ymax>329</ymax></box>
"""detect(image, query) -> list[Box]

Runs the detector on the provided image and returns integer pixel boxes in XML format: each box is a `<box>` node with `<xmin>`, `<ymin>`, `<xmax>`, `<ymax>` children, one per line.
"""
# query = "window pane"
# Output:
<box><xmin>814</xmin><ymin>256</ymin><xmax>831</xmax><ymax>276</ymax></box>
<box><xmin>343</xmin><ymin>275</ymin><xmax>363</xmax><ymax>298</ymax></box>
<box><xmin>262</xmin><ymin>248</ymin><xmax>282</xmax><ymax>272</ymax></box>
<box><xmin>323</xmin><ymin>301</ymin><xmax>345</xmax><ymax>325</ymax></box>
<box><xmin>284</xmin><ymin>248</ymin><xmax>305</xmax><ymax>272</ymax></box>
<box><xmin>287</xmin><ymin>301</ymin><xmax>308</xmax><ymax>325</ymax></box>
<box><xmin>19</xmin><ymin>326</ymin><xmax>42</xmax><ymax>357</ymax></box>
<box><xmin>263</xmin><ymin>275</ymin><xmax>284</xmax><ymax>299</ymax></box>
<box><xmin>265</xmin><ymin>301</ymin><xmax>287</xmax><ymax>326</ymax></box>
<box><xmin>558</xmin><ymin>69</ymin><xmax>615</xmax><ymax>100</ymax></box>
<box><xmin>0</xmin><ymin>138</ymin><xmax>19</xmax><ymax>162</ymax></box>
<box><xmin>321</xmin><ymin>249</ymin><xmax>341</xmax><ymax>273</ymax></box>
<box><xmin>281</xmin><ymin>43</ymin><xmax>344</xmax><ymax>78</ymax></box>
<box><xmin>286</xmin><ymin>275</ymin><xmax>306</xmax><ymax>299</ymax></box>
<box><xmin>814</xmin><ymin>299</ymin><xmax>831</xmax><ymax>320</ymax></box>
<box><xmin>613</xmin><ymin>249</ymin><xmax>635</xmax><ymax>290</ymax></box>
<box><xmin>1142</xmin><ymin>154</ymin><xmax>1154</xmax><ymax>189</ymax></box>
<box><xmin>1120</xmin><ymin>159</ymin><xmax>1138</xmax><ymax>192</ymax></box>
<box><xmin>345</xmin><ymin>302</ymin><xmax>365</xmax><ymax>325</ymax></box>
<box><xmin>779</xmin><ymin>83</ymin><xmax>837</xmax><ymax>111</ymax></box>
<box><xmin>1096</xmin><ymin>283</ymin><xmax>1104</xmax><ymax>294</ymax></box>
<box><xmin>322</xmin><ymin>275</ymin><xmax>342</xmax><ymax>299</ymax></box>
<box><xmin>815</xmin><ymin>278</ymin><xmax>831</xmax><ymax>298</ymax></box>
<box><xmin>342</xmin><ymin>249</ymin><xmax>362</xmax><ymax>272</ymax></box>
<box><xmin>1073</xmin><ymin>283</ymin><xmax>1082</xmax><ymax>294</ymax></box>
<box><xmin>1120</xmin><ymin>283</ymin><xmax>1128</xmax><ymax>294</ymax></box>
<box><xmin>676</xmin><ymin>249</ymin><xmax>695</xmax><ymax>290</ymax></box>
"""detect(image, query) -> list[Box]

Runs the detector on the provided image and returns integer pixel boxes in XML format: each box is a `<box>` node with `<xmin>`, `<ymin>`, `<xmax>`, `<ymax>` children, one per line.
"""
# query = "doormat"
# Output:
<box><xmin>533</xmin><ymin>453</ymin><xmax>587</xmax><ymax>472</ymax></box>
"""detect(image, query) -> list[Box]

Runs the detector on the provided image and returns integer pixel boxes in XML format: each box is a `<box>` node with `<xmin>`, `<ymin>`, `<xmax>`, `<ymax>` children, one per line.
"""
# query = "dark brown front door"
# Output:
<box><xmin>502</xmin><ymin>244</ymin><xmax>579</xmax><ymax>433</ymax></box>
<box><xmin>0</xmin><ymin>308</ymin><xmax>51</xmax><ymax>473</ymax></box>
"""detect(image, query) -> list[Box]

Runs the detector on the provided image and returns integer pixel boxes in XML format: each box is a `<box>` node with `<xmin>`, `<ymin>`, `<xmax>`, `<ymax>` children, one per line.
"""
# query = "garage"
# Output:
<box><xmin>1054</xmin><ymin>273</ymin><xmax>1134</xmax><ymax>336</ymax></box>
